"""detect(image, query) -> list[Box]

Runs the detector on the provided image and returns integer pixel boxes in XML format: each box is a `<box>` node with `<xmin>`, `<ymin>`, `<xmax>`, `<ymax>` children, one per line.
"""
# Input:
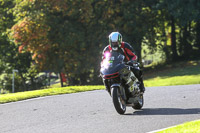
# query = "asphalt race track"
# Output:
<box><xmin>0</xmin><ymin>84</ymin><xmax>200</xmax><ymax>133</ymax></box>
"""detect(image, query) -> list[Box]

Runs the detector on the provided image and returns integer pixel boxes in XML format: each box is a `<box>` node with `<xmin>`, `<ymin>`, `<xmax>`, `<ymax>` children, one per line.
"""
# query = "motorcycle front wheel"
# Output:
<box><xmin>111</xmin><ymin>87</ymin><xmax>126</xmax><ymax>114</ymax></box>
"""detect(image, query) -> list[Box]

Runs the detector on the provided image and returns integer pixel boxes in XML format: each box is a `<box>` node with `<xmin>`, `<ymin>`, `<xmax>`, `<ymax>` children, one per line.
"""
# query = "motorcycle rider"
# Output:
<box><xmin>102</xmin><ymin>31</ymin><xmax>145</xmax><ymax>94</ymax></box>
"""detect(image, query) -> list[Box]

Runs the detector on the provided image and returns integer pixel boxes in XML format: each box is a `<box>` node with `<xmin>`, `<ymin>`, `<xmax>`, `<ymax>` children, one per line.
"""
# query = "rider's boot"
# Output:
<box><xmin>136</xmin><ymin>71</ymin><xmax>145</xmax><ymax>93</ymax></box>
<box><xmin>132</xmin><ymin>68</ymin><xmax>145</xmax><ymax>93</ymax></box>
<box><xmin>139</xmin><ymin>79</ymin><xmax>145</xmax><ymax>93</ymax></box>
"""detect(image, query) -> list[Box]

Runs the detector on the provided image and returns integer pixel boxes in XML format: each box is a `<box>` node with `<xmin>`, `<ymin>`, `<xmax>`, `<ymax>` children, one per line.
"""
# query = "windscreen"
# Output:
<box><xmin>101</xmin><ymin>51</ymin><xmax>125</xmax><ymax>69</ymax></box>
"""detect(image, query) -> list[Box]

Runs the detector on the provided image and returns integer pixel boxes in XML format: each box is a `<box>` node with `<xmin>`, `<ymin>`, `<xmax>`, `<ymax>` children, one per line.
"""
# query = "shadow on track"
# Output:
<box><xmin>125</xmin><ymin>108</ymin><xmax>200</xmax><ymax>115</ymax></box>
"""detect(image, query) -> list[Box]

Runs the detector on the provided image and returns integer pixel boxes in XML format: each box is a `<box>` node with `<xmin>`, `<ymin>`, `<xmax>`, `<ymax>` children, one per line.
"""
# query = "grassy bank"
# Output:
<box><xmin>157</xmin><ymin>120</ymin><xmax>200</xmax><ymax>133</ymax></box>
<box><xmin>0</xmin><ymin>60</ymin><xmax>200</xmax><ymax>104</ymax></box>
<box><xmin>0</xmin><ymin>85</ymin><xmax>105</xmax><ymax>104</ymax></box>
<box><xmin>144</xmin><ymin>60</ymin><xmax>200</xmax><ymax>87</ymax></box>
<box><xmin>144</xmin><ymin>74</ymin><xmax>200</xmax><ymax>87</ymax></box>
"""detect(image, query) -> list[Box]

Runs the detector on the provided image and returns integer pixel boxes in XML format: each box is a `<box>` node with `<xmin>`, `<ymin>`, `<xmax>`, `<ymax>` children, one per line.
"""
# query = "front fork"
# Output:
<box><xmin>111</xmin><ymin>84</ymin><xmax>127</xmax><ymax>101</ymax></box>
<box><xmin>103</xmin><ymin>78</ymin><xmax>129</xmax><ymax>101</ymax></box>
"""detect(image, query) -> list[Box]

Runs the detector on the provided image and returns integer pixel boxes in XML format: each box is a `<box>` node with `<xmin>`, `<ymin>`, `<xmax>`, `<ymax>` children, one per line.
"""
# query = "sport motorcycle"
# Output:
<box><xmin>100</xmin><ymin>51</ymin><xmax>144</xmax><ymax>114</ymax></box>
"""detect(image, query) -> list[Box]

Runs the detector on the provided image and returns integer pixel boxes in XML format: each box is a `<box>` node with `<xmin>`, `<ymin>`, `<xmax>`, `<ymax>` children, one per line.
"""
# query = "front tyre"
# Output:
<box><xmin>111</xmin><ymin>87</ymin><xmax>126</xmax><ymax>114</ymax></box>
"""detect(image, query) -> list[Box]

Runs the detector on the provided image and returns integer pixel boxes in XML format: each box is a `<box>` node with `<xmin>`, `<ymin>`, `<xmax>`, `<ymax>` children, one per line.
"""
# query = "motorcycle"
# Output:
<box><xmin>100</xmin><ymin>51</ymin><xmax>144</xmax><ymax>114</ymax></box>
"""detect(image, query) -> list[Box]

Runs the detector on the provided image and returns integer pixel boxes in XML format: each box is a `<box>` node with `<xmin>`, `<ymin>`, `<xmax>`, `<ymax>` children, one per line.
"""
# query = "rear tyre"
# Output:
<box><xmin>112</xmin><ymin>87</ymin><xmax>126</xmax><ymax>114</ymax></box>
<box><xmin>132</xmin><ymin>94</ymin><xmax>144</xmax><ymax>110</ymax></box>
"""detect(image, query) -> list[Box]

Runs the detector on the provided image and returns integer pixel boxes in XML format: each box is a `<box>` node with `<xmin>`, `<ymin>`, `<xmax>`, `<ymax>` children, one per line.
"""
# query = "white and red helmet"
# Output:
<box><xmin>109</xmin><ymin>32</ymin><xmax>122</xmax><ymax>50</ymax></box>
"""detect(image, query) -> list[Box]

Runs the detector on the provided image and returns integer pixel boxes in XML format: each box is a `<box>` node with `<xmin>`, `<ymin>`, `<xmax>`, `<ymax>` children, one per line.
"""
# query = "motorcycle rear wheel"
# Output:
<box><xmin>111</xmin><ymin>87</ymin><xmax>126</xmax><ymax>114</ymax></box>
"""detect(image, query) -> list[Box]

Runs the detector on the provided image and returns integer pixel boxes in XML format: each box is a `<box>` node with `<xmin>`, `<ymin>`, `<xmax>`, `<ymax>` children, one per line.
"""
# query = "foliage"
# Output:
<box><xmin>154</xmin><ymin>0</ymin><xmax>200</xmax><ymax>61</ymax></box>
<box><xmin>0</xmin><ymin>0</ymin><xmax>33</xmax><ymax>91</ymax></box>
<box><xmin>0</xmin><ymin>73</ymin><xmax>24</xmax><ymax>92</ymax></box>
<box><xmin>0</xmin><ymin>0</ymin><xmax>200</xmax><ymax>87</ymax></box>
<box><xmin>8</xmin><ymin>0</ymin><xmax>160</xmax><ymax>85</ymax></box>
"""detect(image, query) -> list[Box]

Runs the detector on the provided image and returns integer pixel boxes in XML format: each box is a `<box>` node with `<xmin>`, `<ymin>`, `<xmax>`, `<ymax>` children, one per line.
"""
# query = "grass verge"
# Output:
<box><xmin>0</xmin><ymin>60</ymin><xmax>199</xmax><ymax>104</ymax></box>
<box><xmin>157</xmin><ymin>120</ymin><xmax>200</xmax><ymax>133</ymax></box>
<box><xmin>0</xmin><ymin>85</ymin><xmax>105</xmax><ymax>104</ymax></box>
<box><xmin>144</xmin><ymin>74</ymin><xmax>200</xmax><ymax>87</ymax></box>
<box><xmin>144</xmin><ymin>60</ymin><xmax>200</xmax><ymax>87</ymax></box>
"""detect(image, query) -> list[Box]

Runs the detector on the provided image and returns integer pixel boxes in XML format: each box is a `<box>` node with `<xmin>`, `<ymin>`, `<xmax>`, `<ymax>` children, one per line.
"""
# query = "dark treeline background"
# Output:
<box><xmin>0</xmin><ymin>0</ymin><xmax>200</xmax><ymax>92</ymax></box>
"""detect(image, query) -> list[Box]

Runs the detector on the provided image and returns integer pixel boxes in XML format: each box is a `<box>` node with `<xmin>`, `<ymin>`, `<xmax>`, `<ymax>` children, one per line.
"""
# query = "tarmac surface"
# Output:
<box><xmin>0</xmin><ymin>84</ymin><xmax>200</xmax><ymax>133</ymax></box>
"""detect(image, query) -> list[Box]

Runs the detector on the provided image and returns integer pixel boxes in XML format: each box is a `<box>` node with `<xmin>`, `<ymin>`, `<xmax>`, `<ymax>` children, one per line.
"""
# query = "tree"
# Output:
<box><xmin>9</xmin><ymin>0</ymin><xmax>104</xmax><ymax>85</ymax></box>
<box><xmin>7</xmin><ymin>0</ymin><xmax>200</xmax><ymax>87</ymax></box>
<box><xmin>155</xmin><ymin>0</ymin><xmax>200</xmax><ymax>61</ymax></box>
<box><xmin>0</xmin><ymin>0</ymin><xmax>34</xmax><ymax>91</ymax></box>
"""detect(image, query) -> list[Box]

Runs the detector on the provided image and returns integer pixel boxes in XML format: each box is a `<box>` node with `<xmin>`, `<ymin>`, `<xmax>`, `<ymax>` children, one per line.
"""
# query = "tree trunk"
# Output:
<box><xmin>59</xmin><ymin>73</ymin><xmax>64</xmax><ymax>87</ymax></box>
<box><xmin>171</xmin><ymin>16</ymin><xmax>178</xmax><ymax>61</ymax></box>
<box><xmin>137</xmin><ymin>42</ymin><xmax>142</xmax><ymax>63</ymax></box>
<box><xmin>30</xmin><ymin>76</ymin><xmax>34</xmax><ymax>90</ymax></box>
<box><xmin>182</xmin><ymin>24</ymin><xmax>192</xmax><ymax>58</ymax></box>
<box><xmin>163</xmin><ymin>31</ymin><xmax>170</xmax><ymax>61</ymax></box>
<box><xmin>19</xmin><ymin>73</ymin><xmax>27</xmax><ymax>91</ymax></box>
<box><xmin>196</xmin><ymin>21</ymin><xmax>200</xmax><ymax>52</ymax></box>
<box><xmin>132</xmin><ymin>37</ymin><xmax>143</xmax><ymax>63</ymax></box>
<box><xmin>48</xmin><ymin>73</ymin><xmax>51</xmax><ymax>86</ymax></box>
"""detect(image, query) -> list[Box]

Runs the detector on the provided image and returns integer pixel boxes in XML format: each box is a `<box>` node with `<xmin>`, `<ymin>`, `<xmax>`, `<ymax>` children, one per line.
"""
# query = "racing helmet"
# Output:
<box><xmin>109</xmin><ymin>32</ymin><xmax>122</xmax><ymax>50</ymax></box>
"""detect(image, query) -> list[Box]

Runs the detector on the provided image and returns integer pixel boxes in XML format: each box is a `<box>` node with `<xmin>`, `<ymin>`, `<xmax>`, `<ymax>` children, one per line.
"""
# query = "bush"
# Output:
<box><xmin>0</xmin><ymin>74</ymin><xmax>24</xmax><ymax>93</ymax></box>
<box><xmin>0</xmin><ymin>72</ymin><xmax>59</xmax><ymax>93</ymax></box>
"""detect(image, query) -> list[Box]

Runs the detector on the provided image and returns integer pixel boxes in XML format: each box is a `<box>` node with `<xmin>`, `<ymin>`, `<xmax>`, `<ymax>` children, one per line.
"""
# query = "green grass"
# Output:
<box><xmin>157</xmin><ymin>120</ymin><xmax>200</xmax><ymax>133</ymax></box>
<box><xmin>0</xmin><ymin>85</ymin><xmax>105</xmax><ymax>104</ymax></box>
<box><xmin>0</xmin><ymin>60</ymin><xmax>199</xmax><ymax>104</ymax></box>
<box><xmin>144</xmin><ymin>60</ymin><xmax>200</xmax><ymax>87</ymax></box>
<box><xmin>144</xmin><ymin>74</ymin><xmax>200</xmax><ymax>87</ymax></box>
